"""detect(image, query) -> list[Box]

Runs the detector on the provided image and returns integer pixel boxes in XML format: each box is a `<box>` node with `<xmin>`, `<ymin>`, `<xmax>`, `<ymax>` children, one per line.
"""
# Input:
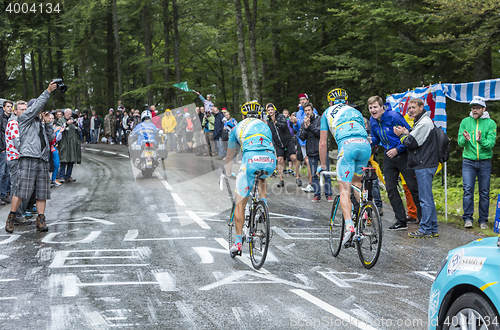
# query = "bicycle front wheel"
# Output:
<box><xmin>329</xmin><ymin>195</ymin><xmax>344</xmax><ymax>257</ymax></box>
<box><xmin>249</xmin><ymin>201</ymin><xmax>270</xmax><ymax>270</ymax></box>
<box><xmin>228</xmin><ymin>202</ymin><xmax>236</xmax><ymax>257</ymax></box>
<box><xmin>356</xmin><ymin>201</ymin><xmax>382</xmax><ymax>269</ymax></box>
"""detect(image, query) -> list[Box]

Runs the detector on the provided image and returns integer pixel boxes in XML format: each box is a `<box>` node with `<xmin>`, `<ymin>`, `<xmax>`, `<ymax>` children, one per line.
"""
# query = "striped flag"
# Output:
<box><xmin>386</xmin><ymin>85</ymin><xmax>447</xmax><ymax>130</ymax></box>
<box><xmin>442</xmin><ymin>78</ymin><xmax>500</xmax><ymax>103</ymax></box>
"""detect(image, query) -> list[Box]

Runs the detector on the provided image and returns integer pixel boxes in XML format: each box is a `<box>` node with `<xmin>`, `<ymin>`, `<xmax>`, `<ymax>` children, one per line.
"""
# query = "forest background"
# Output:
<box><xmin>0</xmin><ymin>0</ymin><xmax>499</xmax><ymax>177</ymax></box>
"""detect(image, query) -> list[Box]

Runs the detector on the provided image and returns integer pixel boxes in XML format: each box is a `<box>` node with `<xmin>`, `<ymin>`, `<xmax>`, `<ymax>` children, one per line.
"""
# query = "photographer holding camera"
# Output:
<box><xmin>5</xmin><ymin>81</ymin><xmax>57</xmax><ymax>234</ymax></box>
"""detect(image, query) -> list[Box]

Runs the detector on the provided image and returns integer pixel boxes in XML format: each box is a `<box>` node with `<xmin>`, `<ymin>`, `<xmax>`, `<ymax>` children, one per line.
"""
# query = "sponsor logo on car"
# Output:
<box><xmin>428</xmin><ymin>289</ymin><xmax>440</xmax><ymax>318</ymax></box>
<box><xmin>447</xmin><ymin>249</ymin><xmax>486</xmax><ymax>276</ymax></box>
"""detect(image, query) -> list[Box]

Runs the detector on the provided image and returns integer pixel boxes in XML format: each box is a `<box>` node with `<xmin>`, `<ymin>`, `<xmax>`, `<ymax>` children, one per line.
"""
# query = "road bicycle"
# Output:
<box><xmin>320</xmin><ymin>167</ymin><xmax>382</xmax><ymax>269</ymax></box>
<box><xmin>220</xmin><ymin>170</ymin><xmax>271</xmax><ymax>270</ymax></box>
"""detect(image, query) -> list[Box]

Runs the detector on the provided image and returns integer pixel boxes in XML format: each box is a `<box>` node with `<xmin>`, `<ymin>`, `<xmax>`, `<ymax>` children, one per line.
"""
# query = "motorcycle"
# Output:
<box><xmin>128</xmin><ymin>130</ymin><xmax>169</xmax><ymax>178</ymax></box>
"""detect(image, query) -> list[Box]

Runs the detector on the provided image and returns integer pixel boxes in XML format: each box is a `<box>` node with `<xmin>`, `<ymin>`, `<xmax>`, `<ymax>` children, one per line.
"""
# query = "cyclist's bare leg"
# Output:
<box><xmin>338</xmin><ymin>174</ymin><xmax>362</xmax><ymax>222</ymax></box>
<box><xmin>258</xmin><ymin>178</ymin><xmax>267</xmax><ymax>200</ymax></box>
<box><xmin>234</xmin><ymin>193</ymin><xmax>250</xmax><ymax>236</ymax></box>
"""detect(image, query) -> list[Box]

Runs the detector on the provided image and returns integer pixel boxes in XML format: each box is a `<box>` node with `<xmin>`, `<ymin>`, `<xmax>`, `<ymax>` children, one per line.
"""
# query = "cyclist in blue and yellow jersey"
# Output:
<box><xmin>224</xmin><ymin>101</ymin><xmax>276</xmax><ymax>256</ymax></box>
<box><xmin>318</xmin><ymin>88</ymin><xmax>371</xmax><ymax>245</ymax></box>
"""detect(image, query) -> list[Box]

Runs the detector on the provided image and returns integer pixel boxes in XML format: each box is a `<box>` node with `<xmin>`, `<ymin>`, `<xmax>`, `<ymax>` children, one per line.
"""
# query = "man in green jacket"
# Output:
<box><xmin>458</xmin><ymin>96</ymin><xmax>497</xmax><ymax>230</ymax></box>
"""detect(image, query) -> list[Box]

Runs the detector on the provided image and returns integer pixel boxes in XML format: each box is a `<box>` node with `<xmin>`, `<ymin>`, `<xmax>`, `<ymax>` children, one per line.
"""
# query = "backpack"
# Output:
<box><xmin>186</xmin><ymin>117</ymin><xmax>194</xmax><ymax>131</ymax></box>
<box><xmin>434</xmin><ymin>125</ymin><xmax>450</xmax><ymax>163</ymax></box>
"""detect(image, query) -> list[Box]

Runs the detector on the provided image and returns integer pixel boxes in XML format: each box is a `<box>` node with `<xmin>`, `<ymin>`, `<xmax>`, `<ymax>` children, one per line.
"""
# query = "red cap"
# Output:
<box><xmin>221</xmin><ymin>107</ymin><xmax>227</xmax><ymax>111</ymax></box>
<box><xmin>298</xmin><ymin>93</ymin><xmax>308</xmax><ymax>99</ymax></box>
<box><xmin>184</xmin><ymin>108</ymin><xmax>189</xmax><ymax>112</ymax></box>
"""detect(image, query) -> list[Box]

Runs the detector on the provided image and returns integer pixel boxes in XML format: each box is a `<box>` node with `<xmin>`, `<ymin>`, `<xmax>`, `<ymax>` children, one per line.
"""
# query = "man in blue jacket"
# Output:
<box><xmin>368</xmin><ymin>96</ymin><xmax>421</xmax><ymax>231</ymax></box>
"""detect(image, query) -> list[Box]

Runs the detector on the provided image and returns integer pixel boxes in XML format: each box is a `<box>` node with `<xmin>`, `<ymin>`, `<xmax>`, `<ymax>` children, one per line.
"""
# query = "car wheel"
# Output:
<box><xmin>443</xmin><ymin>292</ymin><xmax>500</xmax><ymax>330</ymax></box>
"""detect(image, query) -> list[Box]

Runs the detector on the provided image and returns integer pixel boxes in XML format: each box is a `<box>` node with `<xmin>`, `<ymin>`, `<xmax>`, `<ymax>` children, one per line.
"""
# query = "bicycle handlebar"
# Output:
<box><xmin>319</xmin><ymin>171</ymin><xmax>336</xmax><ymax>187</ymax></box>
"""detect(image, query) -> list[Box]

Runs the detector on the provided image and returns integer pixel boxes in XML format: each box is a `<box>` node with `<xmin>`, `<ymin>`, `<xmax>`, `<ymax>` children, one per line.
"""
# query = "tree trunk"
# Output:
<box><xmin>172</xmin><ymin>0</ymin><xmax>182</xmax><ymax>106</ymax></box>
<box><xmin>270</xmin><ymin>0</ymin><xmax>281</xmax><ymax>105</ymax></box>
<box><xmin>243</xmin><ymin>0</ymin><xmax>259</xmax><ymax>102</ymax></box>
<box><xmin>74</xmin><ymin>65</ymin><xmax>80</xmax><ymax>109</ymax></box>
<box><xmin>31</xmin><ymin>50</ymin><xmax>37</xmax><ymax>96</ymax></box>
<box><xmin>162</xmin><ymin>0</ymin><xmax>171</xmax><ymax>106</ymax></box>
<box><xmin>112</xmin><ymin>0</ymin><xmax>124</xmax><ymax>101</ymax></box>
<box><xmin>38</xmin><ymin>49</ymin><xmax>43</xmax><ymax>95</ymax></box>
<box><xmin>0</xmin><ymin>38</ymin><xmax>6</xmax><ymax>95</ymax></box>
<box><xmin>21</xmin><ymin>51</ymin><xmax>27</xmax><ymax>100</ymax></box>
<box><xmin>56</xmin><ymin>13</ymin><xmax>65</xmax><ymax>105</ymax></box>
<box><xmin>234</xmin><ymin>0</ymin><xmax>250</xmax><ymax>101</ymax></box>
<box><xmin>473</xmin><ymin>46</ymin><xmax>492</xmax><ymax>81</ymax></box>
<box><xmin>143</xmin><ymin>1</ymin><xmax>153</xmax><ymax>107</ymax></box>
<box><xmin>106</xmin><ymin>3</ymin><xmax>115</xmax><ymax>110</ymax></box>
<box><xmin>232</xmin><ymin>53</ymin><xmax>239</xmax><ymax>114</ymax></box>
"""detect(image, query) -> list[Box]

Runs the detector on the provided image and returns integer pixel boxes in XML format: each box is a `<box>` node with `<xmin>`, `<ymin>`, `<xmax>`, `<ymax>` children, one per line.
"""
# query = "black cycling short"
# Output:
<box><xmin>275</xmin><ymin>139</ymin><xmax>296</xmax><ymax>159</ymax></box>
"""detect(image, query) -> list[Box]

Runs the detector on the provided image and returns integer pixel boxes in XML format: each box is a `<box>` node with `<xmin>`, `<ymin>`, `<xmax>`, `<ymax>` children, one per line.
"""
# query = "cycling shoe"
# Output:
<box><xmin>230</xmin><ymin>242</ymin><xmax>242</xmax><ymax>258</ymax></box>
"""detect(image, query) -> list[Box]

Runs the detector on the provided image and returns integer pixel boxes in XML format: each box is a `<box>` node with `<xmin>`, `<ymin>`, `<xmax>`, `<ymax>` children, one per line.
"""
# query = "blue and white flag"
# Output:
<box><xmin>442</xmin><ymin>78</ymin><xmax>500</xmax><ymax>103</ymax></box>
<box><xmin>386</xmin><ymin>85</ymin><xmax>447</xmax><ymax>130</ymax></box>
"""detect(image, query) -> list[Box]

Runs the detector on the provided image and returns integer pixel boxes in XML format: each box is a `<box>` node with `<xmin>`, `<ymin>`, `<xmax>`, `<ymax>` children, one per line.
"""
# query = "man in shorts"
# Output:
<box><xmin>318</xmin><ymin>88</ymin><xmax>371</xmax><ymax>245</ymax></box>
<box><xmin>224</xmin><ymin>101</ymin><xmax>276</xmax><ymax>256</ymax></box>
<box><xmin>5</xmin><ymin>81</ymin><xmax>57</xmax><ymax>233</ymax></box>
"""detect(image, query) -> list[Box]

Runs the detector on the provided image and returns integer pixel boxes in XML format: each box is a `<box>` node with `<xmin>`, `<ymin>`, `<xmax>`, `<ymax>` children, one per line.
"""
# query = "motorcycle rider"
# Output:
<box><xmin>129</xmin><ymin>110</ymin><xmax>159</xmax><ymax>146</ymax></box>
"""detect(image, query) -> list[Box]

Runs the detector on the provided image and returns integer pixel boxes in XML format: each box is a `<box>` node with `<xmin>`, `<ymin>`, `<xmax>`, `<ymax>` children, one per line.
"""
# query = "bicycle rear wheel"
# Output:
<box><xmin>329</xmin><ymin>195</ymin><xmax>344</xmax><ymax>257</ymax></box>
<box><xmin>356</xmin><ymin>201</ymin><xmax>382</xmax><ymax>269</ymax></box>
<box><xmin>228</xmin><ymin>202</ymin><xmax>236</xmax><ymax>257</ymax></box>
<box><xmin>249</xmin><ymin>201</ymin><xmax>270</xmax><ymax>269</ymax></box>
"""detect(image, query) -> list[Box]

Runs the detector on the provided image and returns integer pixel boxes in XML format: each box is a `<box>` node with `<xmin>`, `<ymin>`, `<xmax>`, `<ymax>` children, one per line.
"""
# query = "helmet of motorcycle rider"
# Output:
<box><xmin>240</xmin><ymin>101</ymin><xmax>262</xmax><ymax>118</ymax></box>
<box><xmin>141</xmin><ymin>110</ymin><xmax>152</xmax><ymax>121</ymax></box>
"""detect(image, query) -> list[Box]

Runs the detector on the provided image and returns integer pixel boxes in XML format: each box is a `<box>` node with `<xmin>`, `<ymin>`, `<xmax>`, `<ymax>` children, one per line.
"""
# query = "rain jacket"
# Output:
<box><xmin>458</xmin><ymin>111</ymin><xmax>497</xmax><ymax>161</ymax></box>
<box><xmin>56</xmin><ymin>116</ymin><xmax>82</xmax><ymax>164</ymax></box>
<box><xmin>162</xmin><ymin>110</ymin><xmax>177</xmax><ymax>133</ymax></box>
<box><xmin>370</xmin><ymin>110</ymin><xmax>410</xmax><ymax>153</ymax></box>
<box><xmin>17</xmin><ymin>90</ymin><xmax>54</xmax><ymax>163</ymax></box>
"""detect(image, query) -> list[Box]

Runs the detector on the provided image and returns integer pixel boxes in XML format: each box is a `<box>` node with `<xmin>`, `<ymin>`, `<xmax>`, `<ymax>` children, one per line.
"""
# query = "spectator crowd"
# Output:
<box><xmin>2</xmin><ymin>85</ymin><xmax>496</xmax><ymax>238</ymax></box>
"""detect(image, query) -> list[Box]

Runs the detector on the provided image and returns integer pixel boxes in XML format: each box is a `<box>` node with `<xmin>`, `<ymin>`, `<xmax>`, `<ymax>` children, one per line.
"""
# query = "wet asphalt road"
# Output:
<box><xmin>0</xmin><ymin>144</ymin><xmax>484</xmax><ymax>329</ymax></box>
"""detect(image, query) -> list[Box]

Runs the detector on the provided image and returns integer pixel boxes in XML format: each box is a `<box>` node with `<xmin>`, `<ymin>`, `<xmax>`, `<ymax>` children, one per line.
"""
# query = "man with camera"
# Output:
<box><xmin>5</xmin><ymin>81</ymin><xmax>56</xmax><ymax>234</ymax></box>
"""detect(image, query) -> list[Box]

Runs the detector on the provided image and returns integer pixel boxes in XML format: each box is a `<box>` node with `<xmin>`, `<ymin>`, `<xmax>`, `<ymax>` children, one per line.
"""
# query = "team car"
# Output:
<box><xmin>429</xmin><ymin>236</ymin><xmax>500</xmax><ymax>330</ymax></box>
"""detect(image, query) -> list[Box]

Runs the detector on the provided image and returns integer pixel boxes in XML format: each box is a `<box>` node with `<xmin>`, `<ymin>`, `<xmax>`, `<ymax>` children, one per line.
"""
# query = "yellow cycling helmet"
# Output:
<box><xmin>327</xmin><ymin>88</ymin><xmax>348</xmax><ymax>104</ymax></box>
<box><xmin>240</xmin><ymin>101</ymin><xmax>262</xmax><ymax>117</ymax></box>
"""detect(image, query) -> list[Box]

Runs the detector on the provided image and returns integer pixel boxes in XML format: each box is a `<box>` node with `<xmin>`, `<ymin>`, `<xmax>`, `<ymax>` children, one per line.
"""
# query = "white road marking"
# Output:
<box><xmin>200</xmin><ymin>270</ymin><xmax>313</xmax><ymax>291</ymax></box>
<box><xmin>0</xmin><ymin>254</ymin><xmax>7</xmax><ymax>260</ymax></box>
<box><xmin>214</xmin><ymin>238</ymin><xmax>269</xmax><ymax>274</ymax></box>
<box><xmin>157</xmin><ymin>213</ymin><xmax>171</xmax><ymax>222</ymax></box>
<box><xmin>49</xmin><ymin>249</ymin><xmax>149</xmax><ymax>268</ymax></box>
<box><xmin>186</xmin><ymin>210</ymin><xmax>210</xmax><ymax>229</ymax></box>
<box><xmin>269</xmin><ymin>212</ymin><xmax>313</xmax><ymax>222</ymax></box>
<box><xmin>123</xmin><ymin>229</ymin><xmax>204</xmax><ymax>242</ymax></box>
<box><xmin>0</xmin><ymin>279</ymin><xmax>18</xmax><ymax>282</ymax></box>
<box><xmin>155</xmin><ymin>172</ymin><xmax>164</xmax><ymax>180</ymax></box>
<box><xmin>102</xmin><ymin>150</ymin><xmax>116</xmax><ymax>155</ymax></box>
<box><xmin>84</xmin><ymin>148</ymin><xmax>101</xmax><ymax>152</ymax></box>
<box><xmin>272</xmin><ymin>226</ymin><xmax>328</xmax><ymax>240</ymax></box>
<box><xmin>171</xmin><ymin>193</ymin><xmax>185</xmax><ymax>206</ymax></box>
<box><xmin>52</xmin><ymin>217</ymin><xmax>115</xmax><ymax>226</ymax></box>
<box><xmin>118</xmin><ymin>154</ymin><xmax>129</xmax><ymax>158</ymax></box>
<box><xmin>192</xmin><ymin>247</ymin><xmax>228</xmax><ymax>264</ymax></box>
<box><xmin>290</xmin><ymin>289</ymin><xmax>378</xmax><ymax>330</ymax></box>
<box><xmin>161</xmin><ymin>180</ymin><xmax>172</xmax><ymax>191</ymax></box>
<box><xmin>414</xmin><ymin>271</ymin><xmax>437</xmax><ymax>281</ymax></box>
<box><xmin>318</xmin><ymin>270</ymin><xmax>410</xmax><ymax>289</ymax></box>
<box><xmin>153</xmin><ymin>271</ymin><xmax>178</xmax><ymax>291</ymax></box>
<box><xmin>0</xmin><ymin>235</ymin><xmax>21</xmax><ymax>245</ymax></box>
<box><xmin>41</xmin><ymin>231</ymin><xmax>102</xmax><ymax>244</ymax></box>
<box><xmin>77</xmin><ymin>303</ymin><xmax>110</xmax><ymax>328</ymax></box>
<box><xmin>271</xmin><ymin>227</ymin><xmax>293</xmax><ymax>239</ymax></box>
<box><xmin>0</xmin><ymin>297</ymin><xmax>17</xmax><ymax>300</ymax></box>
